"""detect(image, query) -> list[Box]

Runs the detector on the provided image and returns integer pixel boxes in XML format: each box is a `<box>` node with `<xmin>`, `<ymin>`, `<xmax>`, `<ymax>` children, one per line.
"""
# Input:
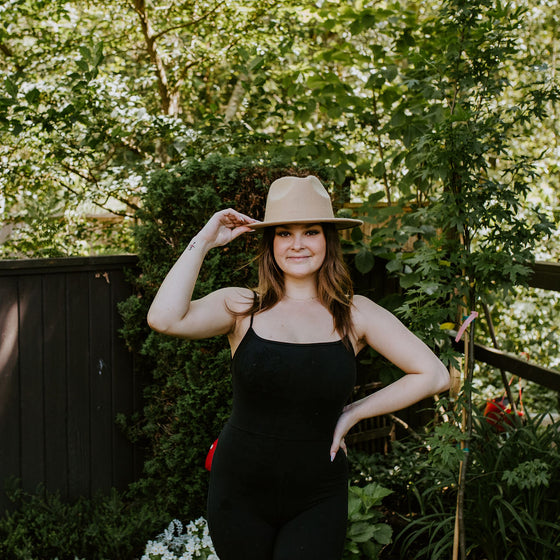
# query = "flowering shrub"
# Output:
<box><xmin>141</xmin><ymin>518</ymin><xmax>219</xmax><ymax>560</ymax></box>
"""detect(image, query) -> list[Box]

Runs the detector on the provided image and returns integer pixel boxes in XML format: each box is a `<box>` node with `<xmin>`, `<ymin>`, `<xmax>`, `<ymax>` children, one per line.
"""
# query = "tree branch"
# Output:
<box><xmin>152</xmin><ymin>0</ymin><xmax>227</xmax><ymax>42</ymax></box>
<box><xmin>58</xmin><ymin>162</ymin><xmax>140</xmax><ymax>214</ymax></box>
<box><xmin>130</xmin><ymin>0</ymin><xmax>175</xmax><ymax>116</ymax></box>
<box><xmin>371</xmin><ymin>91</ymin><xmax>392</xmax><ymax>205</ymax></box>
<box><xmin>0</xmin><ymin>39</ymin><xmax>23</xmax><ymax>71</ymax></box>
<box><xmin>224</xmin><ymin>75</ymin><xmax>248</xmax><ymax>122</ymax></box>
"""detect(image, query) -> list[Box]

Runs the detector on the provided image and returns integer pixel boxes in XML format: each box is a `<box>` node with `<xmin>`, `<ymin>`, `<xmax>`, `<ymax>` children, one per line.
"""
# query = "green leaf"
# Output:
<box><xmin>347</xmin><ymin>522</ymin><xmax>376</xmax><ymax>542</ymax></box>
<box><xmin>5</xmin><ymin>78</ymin><xmax>18</xmax><ymax>99</ymax></box>
<box><xmin>364</xmin><ymin>483</ymin><xmax>393</xmax><ymax>504</ymax></box>
<box><xmin>372</xmin><ymin>161</ymin><xmax>385</xmax><ymax>178</ymax></box>
<box><xmin>372</xmin><ymin>523</ymin><xmax>393</xmax><ymax>545</ymax></box>
<box><xmin>367</xmin><ymin>191</ymin><xmax>386</xmax><ymax>204</ymax></box>
<box><xmin>79</xmin><ymin>45</ymin><xmax>91</xmax><ymax>60</ymax></box>
<box><xmin>386</xmin><ymin>258</ymin><xmax>402</xmax><ymax>273</ymax></box>
<box><xmin>350</xmin><ymin>227</ymin><xmax>363</xmax><ymax>243</ymax></box>
<box><xmin>76</xmin><ymin>59</ymin><xmax>89</xmax><ymax>73</ymax></box>
<box><xmin>93</xmin><ymin>41</ymin><xmax>104</xmax><ymax>66</ymax></box>
<box><xmin>355</xmin><ymin>247</ymin><xmax>374</xmax><ymax>274</ymax></box>
<box><xmin>248</xmin><ymin>56</ymin><xmax>264</xmax><ymax>72</ymax></box>
<box><xmin>11</xmin><ymin>119</ymin><xmax>23</xmax><ymax>135</ymax></box>
<box><xmin>25</xmin><ymin>88</ymin><xmax>40</xmax><ymax>105</ymax></box>
<box><xmin>347</xmin><ymin>493</ymin><xmax>362</xmax><ymax>518</ymax></box>
<box><xmin>362</xmin><ymin>540</ymin><xmax>382</xmax><ymax>557</ymax></box>
<box><xmin>399</xmin><ymin>272</ymin><xmax>421</xmax><ymax>289</ymax></box>
<box><xmin>382</xmin><ymin>65</ymin><xmax>398</xmax><ymax>82</ymax></box>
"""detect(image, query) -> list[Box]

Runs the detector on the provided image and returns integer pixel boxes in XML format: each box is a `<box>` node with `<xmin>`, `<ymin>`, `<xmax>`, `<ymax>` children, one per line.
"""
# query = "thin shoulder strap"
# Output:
<box><xmin>249</xmin><ymin>290</ymin><xmax>257</xmax><ymax>327</ymax></box>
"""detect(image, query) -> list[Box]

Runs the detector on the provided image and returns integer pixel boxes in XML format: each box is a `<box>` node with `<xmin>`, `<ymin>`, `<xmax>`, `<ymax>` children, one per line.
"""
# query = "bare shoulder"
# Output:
<box><xmin>351</xmin><ymin>294</ymin><xmax>404</xmax><ymax>341</ymax></box>
<box><xmin>351</xmin><ymin>294</ymin><xmax>393</xmax><ymax>322</ymax></box>
<box><xmin>220</xmin><ymin>286</ymin><xmax>255</xmax><ymax>314</ymax></box>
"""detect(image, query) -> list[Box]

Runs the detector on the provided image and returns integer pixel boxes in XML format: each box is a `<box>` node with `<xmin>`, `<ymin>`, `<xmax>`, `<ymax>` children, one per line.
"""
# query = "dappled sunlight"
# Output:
<box><xmin>0</xmin><ymin>299</ymin><xmax>18</xmax><ymax>418</ymax></box>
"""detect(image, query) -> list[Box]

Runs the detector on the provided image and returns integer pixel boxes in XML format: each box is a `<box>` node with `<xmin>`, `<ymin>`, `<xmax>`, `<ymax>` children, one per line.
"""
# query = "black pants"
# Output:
<box><xmin>207</xmin><ymin>423</ymin><xmax>348</xmax><ymax>560</ymax></box>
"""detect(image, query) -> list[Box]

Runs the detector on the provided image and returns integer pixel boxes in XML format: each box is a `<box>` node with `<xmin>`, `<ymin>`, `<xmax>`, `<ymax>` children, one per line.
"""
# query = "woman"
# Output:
<box><xmin>147</xmin><ymin>175</ymin><xmax>450</xmax><ymax>560</ymax></box>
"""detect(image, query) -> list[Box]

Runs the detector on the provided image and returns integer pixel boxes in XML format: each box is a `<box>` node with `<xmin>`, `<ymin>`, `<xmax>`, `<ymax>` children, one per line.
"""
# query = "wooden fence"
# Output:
<box><xmin>0</xmin><ymin>255</ymin><xmax>142</xmax><ymax>512</ymax></box>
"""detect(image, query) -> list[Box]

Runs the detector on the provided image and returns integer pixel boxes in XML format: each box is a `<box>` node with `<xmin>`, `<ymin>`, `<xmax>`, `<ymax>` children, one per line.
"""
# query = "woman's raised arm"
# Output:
<box><xmin>147</xmin><ymin>209</ymin><xmax>257</xmax><ymax>340</ymax></box>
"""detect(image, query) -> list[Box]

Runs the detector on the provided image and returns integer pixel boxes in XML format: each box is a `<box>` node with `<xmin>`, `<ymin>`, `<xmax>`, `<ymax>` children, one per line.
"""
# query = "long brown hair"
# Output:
<box><xmin>238</xmin><ymin>224</ymin><xmax>355</xmax><ymax>341</ymax></box>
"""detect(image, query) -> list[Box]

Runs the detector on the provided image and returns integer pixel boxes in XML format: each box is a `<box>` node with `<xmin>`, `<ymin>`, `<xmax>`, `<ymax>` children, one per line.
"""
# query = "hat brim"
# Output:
<box><xmin>248</xmin><ymin>218</ymin><xmax>363</xmax><ymax>230</ymax></box>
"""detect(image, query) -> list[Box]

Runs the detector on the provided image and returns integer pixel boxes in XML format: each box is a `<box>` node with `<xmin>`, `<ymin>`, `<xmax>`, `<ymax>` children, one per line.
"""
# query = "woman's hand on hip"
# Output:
<box><xmin>330</xmin><ymin>405</ymin><xmax>359</xmax><ymax>462</ymax></box>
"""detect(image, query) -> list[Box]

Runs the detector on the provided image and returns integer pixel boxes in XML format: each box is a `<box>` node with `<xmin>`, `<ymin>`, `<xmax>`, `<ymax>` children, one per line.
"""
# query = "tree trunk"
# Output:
<box><xmin>224</xmin><ymin>75</ymin><xmax>248</xmax><ymax>122</ymax></box>
<box><xmin>132</xmin><ymin>0</ymin><xmax>177</xmax><ymax>117</ymax></box>
<box><xmin>453</xmin><ymin>289</ymin><xmax>476</xmax><ymax>560</ymax></box>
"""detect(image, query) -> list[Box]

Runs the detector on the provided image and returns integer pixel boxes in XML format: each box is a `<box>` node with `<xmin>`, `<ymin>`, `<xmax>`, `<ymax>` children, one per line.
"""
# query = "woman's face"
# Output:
<box><xmin>272</xmin><ymin>223</ymin><xmax>327</xmax><ymax>279</ymax></box>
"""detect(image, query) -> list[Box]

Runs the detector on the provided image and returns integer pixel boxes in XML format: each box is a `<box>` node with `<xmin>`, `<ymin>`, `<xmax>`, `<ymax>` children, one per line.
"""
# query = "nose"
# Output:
<box><xmin>291</xmin><ymin>232</ymin><xmax>305</xmax><ymax>250</ymax></box>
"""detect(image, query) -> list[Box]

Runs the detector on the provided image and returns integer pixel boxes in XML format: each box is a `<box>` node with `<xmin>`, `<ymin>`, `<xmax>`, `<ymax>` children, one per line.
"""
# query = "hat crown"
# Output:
<box><xmin>263</xmin><ymin>176</ymin><xmax>335</xmax><ymax>224</ymax></box>
<box><xmin>248</xmin><ymin>175</ymin><xmax>363</xmax><ymax>230</ymax></box>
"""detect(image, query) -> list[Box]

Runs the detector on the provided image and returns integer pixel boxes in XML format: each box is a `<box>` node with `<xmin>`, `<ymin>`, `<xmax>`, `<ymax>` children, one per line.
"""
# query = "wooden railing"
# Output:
<box><xmin>455</xmin><ymin>261</ymin><xmax>560</xmax><ymax>393</ymax></box>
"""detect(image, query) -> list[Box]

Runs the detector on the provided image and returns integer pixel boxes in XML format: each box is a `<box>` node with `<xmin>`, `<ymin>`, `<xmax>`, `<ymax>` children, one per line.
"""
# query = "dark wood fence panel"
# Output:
<box><xmin>528</xmin><ymin>261</ymin><xmax>560</xmax><ymax>292</ymax></box>
<box><xmin>0</xmin><ymin>256</ymin><xmax>141</xmax><ymax>511</ymax></box>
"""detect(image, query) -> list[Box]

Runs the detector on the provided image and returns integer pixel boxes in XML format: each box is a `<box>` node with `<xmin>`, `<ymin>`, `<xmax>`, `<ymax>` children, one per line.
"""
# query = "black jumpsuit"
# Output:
<box><xmin>207</xmin><ymin>314</ymin><xmax>357</xmax><ymax>560</ymax></box>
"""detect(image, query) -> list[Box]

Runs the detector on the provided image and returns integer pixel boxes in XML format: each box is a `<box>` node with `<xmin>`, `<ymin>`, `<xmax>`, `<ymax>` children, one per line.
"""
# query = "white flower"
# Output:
<box><xmin>141</xmin><ymin>518</ymin><xmax>218</xmax><ymax>560</ymax></box>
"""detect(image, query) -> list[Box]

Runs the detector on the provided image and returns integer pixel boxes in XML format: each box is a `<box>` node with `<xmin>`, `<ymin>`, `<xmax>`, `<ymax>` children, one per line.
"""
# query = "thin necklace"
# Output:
<box><xmin>284</xmin><ymin>294</ymin><xmax>319</xmax><ymax>302</ymax></box>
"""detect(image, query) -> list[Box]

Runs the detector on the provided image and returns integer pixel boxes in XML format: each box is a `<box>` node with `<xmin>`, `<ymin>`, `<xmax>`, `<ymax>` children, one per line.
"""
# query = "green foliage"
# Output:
<box><xmin>1</xmin><ymin>0</ymin><xmax>559</xmax><ymax>259</ymax></box>
<box><xmin>0</xmin><ymin>484</ymin><xmax>166</xmax><ymax>560</ymax></box>
<box><xmin>0</xmin><ymin>0</ymin><xmax>293</xmax><ymax>256</ymax></box>
<box><xmin>344</xmin><ymin>483</ymin><xmax>393</xmax><ymax>560</ymax></box>
<box><xmin>502</xmin><ymin>458</ymin><xmax>552</xmax><ymax>490</ymax></box>
<box><xmin>351</xmin><ymin>0</ymin><xmax>558</xmax><ymax>348</ymax></box>
<box><xmin>342</xmin><ymin>15</ymin><xmax>559</xmax><ymax>557</ymax></box>
<box><xmin>119</xmin><ymin>155</ymin><xmax>335</xmax><ymax>521</ymax></box>
<box><xmin>384</xmin><ymin>413</ymin><xmax>560</xmax><ymax>560</ymax></box>
<box><xmin>424</xmin><ymin>423</ymin><xmax>468</xmax><ymax>474</ymax></box>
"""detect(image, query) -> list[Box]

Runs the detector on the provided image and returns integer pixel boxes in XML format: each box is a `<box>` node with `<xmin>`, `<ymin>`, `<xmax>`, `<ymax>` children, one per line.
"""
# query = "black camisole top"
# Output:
<box><xmin>229</xmin><ymin>320</ymin><xmax>357</xmax><ymax>442</ymax></box>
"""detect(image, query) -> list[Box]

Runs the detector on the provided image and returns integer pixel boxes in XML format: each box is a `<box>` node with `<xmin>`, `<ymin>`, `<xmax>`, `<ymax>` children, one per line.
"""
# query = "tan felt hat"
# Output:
<box><xmin>249</xmin><ymin>175</ymin><xmax>363</xmax><ymax>230</ymax></box>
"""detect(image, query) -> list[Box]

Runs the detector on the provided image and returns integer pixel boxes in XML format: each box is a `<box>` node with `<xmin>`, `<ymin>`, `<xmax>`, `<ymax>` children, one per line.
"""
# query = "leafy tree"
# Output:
<box><xmin>342</xmin><ymin>1</ymin><xmax>558</xmax><ymax>557</ymax></box>
<box><xmin>0</xmin><ymin>0</ymin><xmax>308</xmax><ymax>255</ymax></box>
<box><xmin>2</xmin><ymin>0</ymin><xmax>558</xmax><ymax>259</ymax></box>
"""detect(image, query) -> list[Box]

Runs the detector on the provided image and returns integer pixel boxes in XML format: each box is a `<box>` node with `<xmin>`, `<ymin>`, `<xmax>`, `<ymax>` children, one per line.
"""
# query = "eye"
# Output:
<box><xmin>305</xmin><ymin>229</ymin><xmax>321</xmax><ymax>236</ymax></box>
<box><xmin>276</xmin><ymin>230</ymin><xmax>291</xmax><ymax>237</ymax></box>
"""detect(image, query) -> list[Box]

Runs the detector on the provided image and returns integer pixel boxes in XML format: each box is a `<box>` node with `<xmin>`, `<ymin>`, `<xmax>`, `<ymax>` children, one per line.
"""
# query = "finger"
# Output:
<box><xmin>330</xmin><ymin>439</ymin><xmax>340</xmax><ymax>462</ymax></box>
<box><xmin>229</xmin><ymin>225</ymin><xmax>254</xmax><ymax>240</ymax></box>
<box><xmin>236</xmin><ymin>211</ymin><xmax>258</xmax><ymax>223</ymax></box>
<box><xmin>219</xmin><ymin>209</ymin><xmax>257</xmax><ymax>226</ymax></box>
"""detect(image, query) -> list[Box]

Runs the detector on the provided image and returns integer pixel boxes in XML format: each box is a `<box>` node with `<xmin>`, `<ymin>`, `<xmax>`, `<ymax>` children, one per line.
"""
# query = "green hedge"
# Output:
<box><xmin>0</xmin><ymin>486</ymin><xmax>166</xmax><ymax>560</ymax></box>
<box><xmin>119</xmin><ymin>156</ymin><xmax>338</xmax><ymax>521</ymax></box>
